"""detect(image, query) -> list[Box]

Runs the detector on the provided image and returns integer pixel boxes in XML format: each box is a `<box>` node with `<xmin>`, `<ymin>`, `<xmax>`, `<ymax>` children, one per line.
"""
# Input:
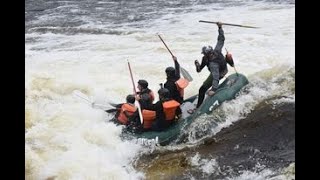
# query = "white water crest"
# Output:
<box><xmin>26</xmin><ymin>0</ymin><xmax>294</xmax><ymax>179</ymax></box>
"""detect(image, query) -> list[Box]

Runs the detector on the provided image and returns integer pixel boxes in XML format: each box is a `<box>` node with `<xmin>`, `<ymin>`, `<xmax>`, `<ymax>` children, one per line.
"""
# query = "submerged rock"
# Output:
<box><xmin>135</xmin><ymin>98</ymin><xmax>295</xmax><ymax>179</ymax></box>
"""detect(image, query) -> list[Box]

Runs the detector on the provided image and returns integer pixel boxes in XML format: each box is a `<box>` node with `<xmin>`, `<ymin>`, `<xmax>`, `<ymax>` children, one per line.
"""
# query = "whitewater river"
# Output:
<box><xmin>25</xmin><ymin>0</ymin><xmax>295</xmax><ymax>179</ymax></box>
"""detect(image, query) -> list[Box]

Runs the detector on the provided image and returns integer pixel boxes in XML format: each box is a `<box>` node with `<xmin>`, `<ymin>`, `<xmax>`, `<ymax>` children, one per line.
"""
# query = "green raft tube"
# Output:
<box><xmin>122</xmin><ymin>73</ymin><xmax>249</xmax><ymax>146</ymax></box>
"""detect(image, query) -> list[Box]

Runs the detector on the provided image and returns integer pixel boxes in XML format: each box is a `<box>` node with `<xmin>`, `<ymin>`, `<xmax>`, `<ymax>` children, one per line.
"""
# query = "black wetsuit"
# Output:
<box><xmin>144</xmin><ymin>98</ymin><xmax>182</xmax><ymax>131</ymax></box>
<box><xmin>195</xmin><ymin>26</ymin><xmax>228</xmax><ymax>108</ymax></box>
<box><xmin>164</xmin><ymin>60</ymin><xmax>183</xmax><ymax>104</ymax></box>
<box><xmin>127</xmin><ymin>88</ymin><xmax>154</xmax><ymax>132</ymax></box>
<box><xmin>137</xmin><ymin>88</ymin><xmax>153</xmax><ymax>109</ymax></box>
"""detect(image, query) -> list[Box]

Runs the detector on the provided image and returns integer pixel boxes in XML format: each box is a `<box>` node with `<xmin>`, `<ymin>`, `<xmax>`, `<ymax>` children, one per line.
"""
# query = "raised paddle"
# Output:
<box><xmin>199</xmin><ymin>20</ymin><xmax>259</xmax><ymax>29</ymax></box>
<box><xmin>127</xmin><ymin>60</ymin><xmax>144</xmax><ymax>124</ymax></box>
<box><xmin>157</xmin><ymin>34</ymin><xmax>193</xmax><ymax>82</ymax></box>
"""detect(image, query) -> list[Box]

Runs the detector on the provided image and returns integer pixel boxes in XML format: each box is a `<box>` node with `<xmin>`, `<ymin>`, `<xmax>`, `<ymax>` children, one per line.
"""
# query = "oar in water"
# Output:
<box><xmin>127</xmin><ymin>60</ymin><xmax>144</xmax><ymax>124</ymax></box>
<box><xmin>72</xmin><ymin>90</ymin><xmax>111</xmax><ymax>110</ymax></box>
<box><xmin>199</xmin><ymin>20</ymin><xmax>259</xmax><ymax>29</ymax></box>
<box><xmin>157</xmin><ymin>34</ymin><xmax>193</xmax><ymax>82</ymax></box>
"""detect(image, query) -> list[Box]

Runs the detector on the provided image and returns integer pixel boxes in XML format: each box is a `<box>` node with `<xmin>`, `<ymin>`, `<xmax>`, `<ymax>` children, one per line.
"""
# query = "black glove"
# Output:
<box><xmin>194</xmin><ymin>60</ymin><xmax>200</xmax><ymax>66</ymax></box>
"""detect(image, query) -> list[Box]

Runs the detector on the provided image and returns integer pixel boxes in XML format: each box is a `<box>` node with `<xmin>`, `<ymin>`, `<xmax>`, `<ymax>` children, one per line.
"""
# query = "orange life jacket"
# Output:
<box><xmin>163</xmin><ymin>100</ymin><xmax>180</xmax><ymax>121</ymax></box>
<box><xmin>175</xmin><ymin>78</ymin><xmax>189</xmax><ymax>97</ymax></box>
<box><xmin>117</xmin><ymin>103</ymin><xmax>137</xmax><ymax>125</ymax></box>
<box><xmin>142</xmin><ymin>109</ymin><xmax>156</xmax><ymax>129</ymax></box>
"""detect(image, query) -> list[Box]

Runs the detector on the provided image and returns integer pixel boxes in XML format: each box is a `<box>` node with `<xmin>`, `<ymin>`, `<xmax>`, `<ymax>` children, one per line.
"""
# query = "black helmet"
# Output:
<box><xmin>158</xmin><ymin>88</ymin><xmax>170</xmax><ymax>99</ymax></box>
<box><xmin>165</xmin><ymin>67</ymin><xmax>175</xmax><ymax>77</ymax></box>
<box><xmin>126</xmin><ymin>94</ymin><xmax>135</xmax><ymax>104</ymax></box>
<box><xmin>138</xmin><ymin>79</ymin><xmax>148</xmax><ymax>89</ymax></box>
<box><xmin>201</xmin><ymin>46</ymin><xmax>213</xmax><ymax>54</ymax></box>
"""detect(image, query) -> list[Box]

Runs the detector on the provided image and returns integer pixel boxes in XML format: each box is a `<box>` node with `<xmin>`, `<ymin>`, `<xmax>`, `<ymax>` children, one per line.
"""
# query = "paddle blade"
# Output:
<box><xmin>72</xmin><ymin>90</ymin><xmax>93</xmax><ymax>105</ymax></box>
<box><xmin>180</xmin><ymin>67</ymin><xmax>193</xmax><ymax>82</ymax></box>
<box><xmin>92</xmin><ymin>103</ymin><xmax>111</xmax><ymax>110</ymax></box>
<box><xmin>73</xmin><ymin>90</ymin><xmax>111</xmax><ymax>110</ymax></box>
<box><xmin>136</xmin><ymin>102</ymin><xmax>144</xmax><ymax>124</ymax></box>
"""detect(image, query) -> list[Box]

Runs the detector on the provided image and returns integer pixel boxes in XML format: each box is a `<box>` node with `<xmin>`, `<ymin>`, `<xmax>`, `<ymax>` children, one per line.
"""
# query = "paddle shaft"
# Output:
<box><xmin>73</xmin><ymin>90</ymin><xmax>111</xmax><ymax>110</ymax></box>
<box><xmin>128</xmin><ymin>61</ymin><xmax>138</xmax><ymax>95</ymax></box>
<box><xmin>157</xmin><ymin>34</ymin><xmax>193</xmax><ymax>82</ymax></box>
<box><xmin>75</xmin><ymin>93</ymin><xmax>92</xmax><ymax>104</ymax></box>
<box><xmin>233</xmin><ymin>66</ymin><xmax>238</xmax><ymax>74</ymax></box>
<box><xmin>199</xmin><ymin>20</ymin><xmax>259</xmax><ymax>29</ymax></box>
<box><xmin>158</xmin><ymin>34</ymin><xmax>174</xmax><ymax>57</ymax></box>
<box><xmin>127</xmin><ymin>60</ymin><xmax>144</xmax><ymax>124</ymax></box>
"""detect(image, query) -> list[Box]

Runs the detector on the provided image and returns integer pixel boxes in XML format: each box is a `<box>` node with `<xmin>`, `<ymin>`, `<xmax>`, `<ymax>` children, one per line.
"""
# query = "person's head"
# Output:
<box><xmin>126</xmin><ymin>94</ymin><xmax>135</xmax><ymax>104</ymax></box>
<box><xmin>165</xmin><ymin>67</ymin><xmax>175</xmax><ymax>78</ymax></box>
<box><xmin>137</xmin><ymin>79</ymin><xmax>148</xmax><ymax>91</ymax></box>
<box><xmin>201</xmin><ymin>46</ymin><xmax>214</xmax><ymax>57</ymax></box>
<box><xmin>158</xmin><ymin>88</ymin><xmax>170</xmax><ymax>100</ymax></box>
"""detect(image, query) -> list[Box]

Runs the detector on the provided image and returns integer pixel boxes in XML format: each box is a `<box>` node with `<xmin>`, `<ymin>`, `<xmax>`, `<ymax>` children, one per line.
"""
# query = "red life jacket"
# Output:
<box><xmin>162</xmin><ymin>100</ymin><xmax>180</xmax><ymax>121</ymax></box>
<box><xmin>175</xmin><ymin>78</ymin><xmax>189</xmax><ymax>97</ymax></box>
<box><xmin>142</xmin><ymin>109</ymin><xmax>156</xmax><ymax>129</ymax></box>
<box><xmin>117</xmin><ymin>103</ymin><xmax>137</xmax><ymax>125</ymax></box>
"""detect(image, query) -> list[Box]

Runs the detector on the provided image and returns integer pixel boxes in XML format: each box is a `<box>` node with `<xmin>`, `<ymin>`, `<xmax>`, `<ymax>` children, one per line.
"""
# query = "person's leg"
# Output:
<box><xmin>208</xmin><ymin>62</ymin><xmax>220</xmax><ymax>91</ymax></box>
<box><xmin>197</xmin><ymin>86</ymin><xmax>208</xmax><ymax>108</ymax></box>
<box><xmin>187</xmin><ymin>74</ymin><xmax>212</xmax><ymax>114</ymax></box>
<box><xmin>219</xmin><ymin>67</ymin><xmax>228</xmax><ymax>79</ymax></box>
<box><xmin>196</xmin><ymin>74</ymin><xmax>213</xmax><ymax>108</ymax></box>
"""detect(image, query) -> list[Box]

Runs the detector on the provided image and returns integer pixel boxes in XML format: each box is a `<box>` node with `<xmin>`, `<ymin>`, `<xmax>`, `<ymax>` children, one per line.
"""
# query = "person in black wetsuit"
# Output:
<box><xmin>188</xmin><ymin>22</ymin><xmax>231</xmax><ymax>114</ymax></box>
<box><xmin>136</xmin><ymin>79</ymin><xmax>154</xmax><ymax>109</ymax></box>
<box><xmin>127</xmin><ymin>79</ymin><xmax>155</xmax><ymax>132</ymax></box>
<box><xmin>144</xmin><ymin>87</ymin><xmax>182</xmax><ymax>131</ymax></box>
<box><xmin>164</xmin><ymin>55</ymin><xmax>184</xmax><ymax>104</ymax></box>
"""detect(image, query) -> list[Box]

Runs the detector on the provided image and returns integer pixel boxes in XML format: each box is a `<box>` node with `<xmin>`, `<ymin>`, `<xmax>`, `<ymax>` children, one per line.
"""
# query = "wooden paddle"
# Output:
<box><xmin>157</xmin><ymin>34</ymin><xmax>193</xmax><ymax>82</ymax></box>
<box><xmin>127</xmin><ymin>60</ymin><xmax>144</xmax><ymax>124</ymax></box>
<box><xmin>199</xmin><ymin>20</ymin><xmax>259</xmax><ymax>29</ymax></box>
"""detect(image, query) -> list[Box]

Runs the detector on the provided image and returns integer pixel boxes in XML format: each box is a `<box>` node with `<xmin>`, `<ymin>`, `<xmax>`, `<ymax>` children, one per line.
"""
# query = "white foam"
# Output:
<box><xmin>26</xmin><ymin>1</ymin><xmax>294</xmax><ymax>179</ymax></box>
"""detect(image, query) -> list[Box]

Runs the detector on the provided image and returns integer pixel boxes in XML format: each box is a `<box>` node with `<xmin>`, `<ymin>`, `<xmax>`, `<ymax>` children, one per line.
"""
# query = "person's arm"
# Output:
<box><xmin>176</xmin><ymin>106</ymin><xmax>182</xmax><ymax>117</ymax></box>
<box><xmin>143</xmin><ymin>101</ymin><xmax>161</xmax><ymax>111</ymax></box>
<box><xmin>124</xmin><ymin>110</ymin><xmax>133</xmax><ymax>118</ymax></box>
<box><xmin>172</xmin><ymin>56</ymin><xmax>181</xmax><ymax>78</ymax></box>
<box><xmin>213</xmin><ymin>23</ymin><xmax>225</xmax><ymax>52</ymax></box>
<box><xmin>195</xmin><ymin>56</ymin><xmax>207</xmax><ymax>73</ymax></box>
